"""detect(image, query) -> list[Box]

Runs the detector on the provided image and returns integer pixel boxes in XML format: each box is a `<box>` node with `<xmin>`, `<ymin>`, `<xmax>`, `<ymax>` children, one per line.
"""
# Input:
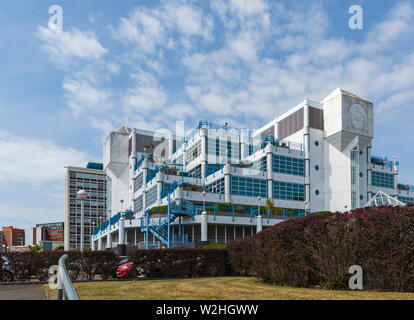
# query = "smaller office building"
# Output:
<box><xmin>64</xmin><ymin>162</ymin><xmax>108</xmax><ymax>251</ymax></box>
<box><xmin>2</xmin><ymin>226</ymin><xmax>25</xmax><ymax>247</ymax></box>
<box><xmin>30</xmin><ymin>222</ymin><xmax>64</xmax><ymax>251</ymax></box>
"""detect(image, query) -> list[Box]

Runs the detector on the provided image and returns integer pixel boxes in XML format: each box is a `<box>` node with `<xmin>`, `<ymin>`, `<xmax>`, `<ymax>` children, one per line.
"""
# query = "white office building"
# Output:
<box><xmin>92</xmin><ymin>88</ymin><xmax>414</xmax><ymax>252</ymax></box>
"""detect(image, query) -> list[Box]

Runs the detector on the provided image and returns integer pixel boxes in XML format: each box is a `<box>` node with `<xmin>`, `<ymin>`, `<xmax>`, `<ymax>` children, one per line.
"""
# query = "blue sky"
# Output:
<box><xmin>1</xmin><ymin>0</ymin><xmax>414</xmax><ymax>244</ymax></box>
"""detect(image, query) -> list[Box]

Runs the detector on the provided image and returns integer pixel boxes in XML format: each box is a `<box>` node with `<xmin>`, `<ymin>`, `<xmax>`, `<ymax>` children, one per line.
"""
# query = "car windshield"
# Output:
<box><xmin>119</xmin><ymin>258</ymin><xmax>128</xmax><ymax>265</ymax></box>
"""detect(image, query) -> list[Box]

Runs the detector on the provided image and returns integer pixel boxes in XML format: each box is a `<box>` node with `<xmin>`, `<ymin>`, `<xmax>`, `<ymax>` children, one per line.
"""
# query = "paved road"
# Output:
<box><xmin>0</xmin><ymin>285</ymin><xmax>47</xmax><ymax>300</ymax></box>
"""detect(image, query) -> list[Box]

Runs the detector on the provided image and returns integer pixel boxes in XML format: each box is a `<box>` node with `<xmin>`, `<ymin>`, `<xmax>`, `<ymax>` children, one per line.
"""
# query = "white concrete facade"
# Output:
<box><xmin>92</xmin><ymin>88</ymin><xmax>413</xmax><ymax>249</ymax></box>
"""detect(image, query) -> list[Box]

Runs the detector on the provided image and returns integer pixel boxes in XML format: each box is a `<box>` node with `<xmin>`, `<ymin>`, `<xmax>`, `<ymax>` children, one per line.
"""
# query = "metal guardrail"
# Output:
<box><xmin>57</xmin><ymin>254</ymin><xmax>79</xmax><ymax>300</ymax></box>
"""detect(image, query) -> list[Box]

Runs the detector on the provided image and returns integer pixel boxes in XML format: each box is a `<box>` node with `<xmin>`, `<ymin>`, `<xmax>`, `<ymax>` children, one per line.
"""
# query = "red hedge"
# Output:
<box><xmin>128</xmin><ymin>248</ymin><xmax>231</xmax><ymax>278</ymax></box>
<box><xmin>227</xmin><ymin>205</ymin><xmax>414</xmax><ymax>292</ymax></box>
<box><xmin>1</xmin><ymin>251</ymin><xmax>118</xmax><ymax>282</ymax></box>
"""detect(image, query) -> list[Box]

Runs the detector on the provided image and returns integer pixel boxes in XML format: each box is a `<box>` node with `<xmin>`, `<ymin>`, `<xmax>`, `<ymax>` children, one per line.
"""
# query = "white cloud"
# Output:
<box><xmin>363</xmin><ymin>1</ymin><xmax>414</xmax><ymax>53</ymax></box>
<box><xmin>62</xmin><ymin>76</ymin><xmax>113</xmax><ymax>116</ymax></box>
<box><xmin>0</xmin><ymin>131</ymin><xmax>89</xmax><ymax>185</ymax></box>
<box><xmin>107</xmin><ymin>62</ymin><xmax>120</xmax><ymax>74</ymax></box>
<box><xmin>36</xmin><ymin>27</ymin><xmax>108</xmax><ymax>68</ymax></box>
<box><xmin>110</xmin><ymin>9</ymin><xmax>165</xmax><ymax>53</ymax></box>
<box><xmin>110</xmin><ymin>1</ymin><xmax>214</xmax><ymax>55</ymax></box>
<box><xmin>229</xmin><ymin>32</ymin><xmax>258</xmax><ymax>62</ymax></box>
<box><xmin>229</xmin><ymin>0</ymin><xmax>268</xmax><ymax>17</ymax></box>
<box><xmin>164</xmin><ymin>103</ymin><xmax>197</xmax><ymax>119</ymax></box>
<box><xmin>122</xmin><ymin>85</ymin><xmax>167</xmax><ymax>114</ymax></box>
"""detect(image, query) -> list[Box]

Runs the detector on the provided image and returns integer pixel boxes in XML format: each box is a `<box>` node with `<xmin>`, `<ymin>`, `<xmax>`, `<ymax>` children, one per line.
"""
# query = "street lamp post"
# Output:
<box><xmin>257</xmin><ymin>196</ymin><xmax>261</xmax><ymax>216</ymax></box>
<box><xmin>76</xmin><ymin>190</ymin><xmax>88</xmax><ymax>252</ymax></box>
<box><xmin>76</xmin><ymin>190</ymin><xmax>88</xmax><ymax>282</ymax></box>
<box><xmin>203</xmin><ymin>191</ymin><xmax>206</xmax><ymax>212</ymax></box>
<box><xmin>304</xmin><ymin>201</ymin><xmax>308</xmax><ymax>216</ymax></box>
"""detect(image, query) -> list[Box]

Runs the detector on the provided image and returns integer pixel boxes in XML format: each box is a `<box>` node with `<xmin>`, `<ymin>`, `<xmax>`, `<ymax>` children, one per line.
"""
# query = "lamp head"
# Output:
<box><xmin>76</xmin><ymin>190</ymin><xmax>88</xmax><ymax>201</ymax></box>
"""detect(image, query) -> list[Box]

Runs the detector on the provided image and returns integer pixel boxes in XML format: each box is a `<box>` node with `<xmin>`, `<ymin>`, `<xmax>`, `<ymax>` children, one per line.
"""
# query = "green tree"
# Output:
<box><xmin>28</xmin><ymin>244</ymin><xmax>42</xmax><ymax>252</ymax></box>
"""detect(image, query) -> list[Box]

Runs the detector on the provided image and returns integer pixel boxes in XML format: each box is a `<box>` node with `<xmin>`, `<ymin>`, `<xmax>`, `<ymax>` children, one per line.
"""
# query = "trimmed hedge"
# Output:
<box><xmin>128</xmin><ymin>248</ymin><xmax>232</xmax><ymax>278</ymax></box>
<box><xmin>1</xmin><ymin>251</ymin><xmax>118</xmax><ymax>282</ymax></box>
<box><xmin>227</xmin><ymin>205</ymin><xmax>414</xmax><ymax>292</ymax></box>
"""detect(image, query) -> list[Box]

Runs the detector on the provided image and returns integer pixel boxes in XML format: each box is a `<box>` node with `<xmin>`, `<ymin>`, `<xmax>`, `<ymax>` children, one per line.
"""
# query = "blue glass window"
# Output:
<box><xmin>397</xmin><ymin>196</ymin><xmax>414</xmax><ymax>204</ymax></box>
<box><xmin>206</xmin><ymin>178</ymin><xmax>225</xmax><ymax>194</ymax></box>
<box><xmin>231</xmin><ymin>176</ymin><xmax>267</xmax><ymax>198</ymax></box>
<box><xmin>371</xmin><ymin>171</ymin><xmax>394</xmax><ymax>189</ymax></box>
<box><xmin>146</xmin><ymin>186</ymin><xmax>158</xmax><ymax>206</ymax></box>
<box><xmin>134</xmin><ymin>173</ymin><xmax>143</xmax><ymax>192</ymax></box>
<box><xmin>273</xmin><ymin>181</ymin><xmax>305</xmax><ymax>201</ymax></box>
<box><xmin>133</xmin><ymin>195</ymin><xmax>143</xmax><ymax>214</ymax></box>
<box><xmin>273</xmin><ymin>155</ymin><xmax>305</xmax><ymax>176</ymax></box>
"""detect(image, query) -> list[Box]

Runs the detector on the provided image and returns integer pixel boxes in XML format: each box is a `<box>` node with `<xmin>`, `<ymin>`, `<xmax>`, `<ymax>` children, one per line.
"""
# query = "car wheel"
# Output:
<box><xmin>2</xmin><ymin>271</ymin><xmax>14</xmax><ymax>283</ymax></box>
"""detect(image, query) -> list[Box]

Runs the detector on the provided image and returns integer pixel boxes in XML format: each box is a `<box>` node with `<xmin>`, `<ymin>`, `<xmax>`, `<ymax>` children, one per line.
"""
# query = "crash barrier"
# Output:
<box><xmin>57</xmin><ymin>254</ymin><xmax>79</xmax><ymax>300</ymax></box>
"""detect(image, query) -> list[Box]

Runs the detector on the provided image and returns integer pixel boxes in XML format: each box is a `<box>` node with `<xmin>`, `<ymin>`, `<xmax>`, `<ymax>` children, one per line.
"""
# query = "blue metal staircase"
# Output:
<box><xmin>141</xmin><ymin>189</ymin><xmax>195</xmax><ymax>247</ymax></box>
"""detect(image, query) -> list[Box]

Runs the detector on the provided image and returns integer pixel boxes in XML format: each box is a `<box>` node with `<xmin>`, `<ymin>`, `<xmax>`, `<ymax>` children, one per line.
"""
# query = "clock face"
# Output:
<box><xmin>349</xmin><ymin>104</ymin><xmax>367</xmax><ymax>131</ymax></box>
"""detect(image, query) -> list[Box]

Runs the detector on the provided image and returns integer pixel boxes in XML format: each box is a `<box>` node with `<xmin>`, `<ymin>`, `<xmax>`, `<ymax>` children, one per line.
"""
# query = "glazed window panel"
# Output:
<box><xmin>186</xmin><ymin>140</ymin><xmax>201</xmax><ymax>164</ymax></box>
<box><xmin>134</xmin><ymin>195</ymin><xmax>143</xmax><ymax>214</ymax></box>
<box><xmin>371</xmin><ymin>171</ymin><xmax>394</xmax><ymax>189</ymax></box>
<box><xmin>398</xmin><ymin>196</ymin><xmax>414</xmax><ymax>204</ymax></box>
<box><xmin>134</xmin><ymin>173</ymin><xmax>143</xmax><ymax>192</ymax></box>
<box><xmin>206</xmin><ymin>178</ymin><xmax>225</xmax><ymax>194</ymax></box>
<box><xmin>146</xmin><ymin>186</ymin><xmax>158</xmax><ymax>206</ymax></box>
<box><xmin>273</xmin><ymin>155</ymin><xmax>304</xmax><ymax>176</ymax></box>
<box><xmin>273</xmin><ymin>181</ymin><xmax>305</xmax><ymax>201</ymax></box>
<box><xmin>231</xmin><ymin>176</ymin><xmax>267</xmax><ymax>198</ymax></box>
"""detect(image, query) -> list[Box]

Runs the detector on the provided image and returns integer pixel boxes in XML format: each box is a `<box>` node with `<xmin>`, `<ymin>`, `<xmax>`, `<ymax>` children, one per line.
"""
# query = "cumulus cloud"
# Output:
<box><xmin>62</xmin><ymin>76</ymin><xmax>113</xmax><ymax>116</ymax></box>
<box><xmin>109</xmin><ymin>0</ymin><xmax>214</xmax><ymax>61</ymax></box>
<box><xmin>0</xmin><ymin>131</ymin><xmax>89</xmax><ymax>185</ymax></box>
<box><xmin>36</xmin><ymin>26</ymin><xmax>108</xmax><ymax>69</ymax></box>
<box><xmin>122</xmin><ymin>85</ymin><xmax>167</xmax><ymax>114</ymax></box>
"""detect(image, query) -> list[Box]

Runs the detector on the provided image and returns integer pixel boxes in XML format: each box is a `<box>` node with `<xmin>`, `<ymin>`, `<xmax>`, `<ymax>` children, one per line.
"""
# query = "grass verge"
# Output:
<box><xmin>43</xmin><ymin>277</ymin><xmax>414</xmax><ymax>300</ymax></box>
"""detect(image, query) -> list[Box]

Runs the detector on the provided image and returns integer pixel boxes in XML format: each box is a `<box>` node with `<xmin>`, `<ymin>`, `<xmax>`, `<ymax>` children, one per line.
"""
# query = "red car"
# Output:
<box><xmin>117</xmin><ymin>259</ymin><xmax>134</xmax><ymax>278</ymax></box>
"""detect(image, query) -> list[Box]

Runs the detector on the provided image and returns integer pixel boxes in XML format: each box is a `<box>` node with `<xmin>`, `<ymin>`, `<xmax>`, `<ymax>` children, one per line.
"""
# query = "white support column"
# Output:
<box><xmin>224</xmin><ymin>225</ymin><xmax>227</xmax><ymax>243</ymax></box>
<box><xmin>274</xmin><ymin>122</ymin><xmax>279</xmax><ymax>140</ymax></box>
<box><xmin>256</xmin><ymin>215</ymin><xmax>263</xmax><ymax>233</ymax></box>
<box><xmin>224</xmin><ymin>164</ymin><xmax>231</xmax><ymax>204</ymax></box>
<box><xmin>367</xmin><ymin>146</ymin><xmax>373</xmax><ymax>199</ymax></box>
<box><xmin>142</xmin><ymin>159</ymin><xmax>149</xmax><ymax>188</ymax></box>
<box><xmin>129</xmin><ymin>130</ymin><xmax>137</xmax><ymax>208</ymax></box>
<box><xmin>200</xmin><ymin>128</ymin><xmax>208</xmax><ymax>182</ymax></box>
<box><xmin>119</xmin><ymin>218</ymin><xmax>125</xmax><ymax>245</ymax></box>
<box><xmin>303</xmin><ymin>100</ymin><xmax>311</xmax><ymax>208</ymax></box>
<box><xmin>201</xmin><ymin>211</ymin><xmax>208</xmax><ymax>244</ymax></box>
<box><xmin>98</xmin><ymin>236</ymin><xmax>102</xmax><ymax>251</ymax></box>
<box><xmin>107</xmin><ymin>231</ymin><xmax>112</xmax><ymax>249</ymax></box>
<box><xmin>266</xmin><ymin>143</ymin><xmax>274</xmax><ymax>199</ymax></box>
<box><xmin>142</xmin><ymin>159</ymin><xmax>149</xmax><ymax>216</ymax></box>
<box><xmin>240</xmin><ymin>132</ymin><xmax>249</xmax><ymax>159</ymax></box>
<box><xmin>91</xmin><ymin>239</ymin><xmax>96</xmax><ymax>251</ymax></box>
<box><xmin>182</xmin><ymin>142</ymin><xmax>188</xmax><ymax>172</ymax></box>
<box><xmin>156</xmin><ymin>172</ymin><xmax>163</xmax><ymax>205</ymax></box>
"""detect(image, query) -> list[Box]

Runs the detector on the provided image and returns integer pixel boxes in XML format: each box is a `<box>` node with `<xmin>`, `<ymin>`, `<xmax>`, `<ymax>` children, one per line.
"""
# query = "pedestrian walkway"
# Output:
<box><xmin>0</xmin><ymin>285</ymin><xmax>47</xmax><ymax>300</ymax></box>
